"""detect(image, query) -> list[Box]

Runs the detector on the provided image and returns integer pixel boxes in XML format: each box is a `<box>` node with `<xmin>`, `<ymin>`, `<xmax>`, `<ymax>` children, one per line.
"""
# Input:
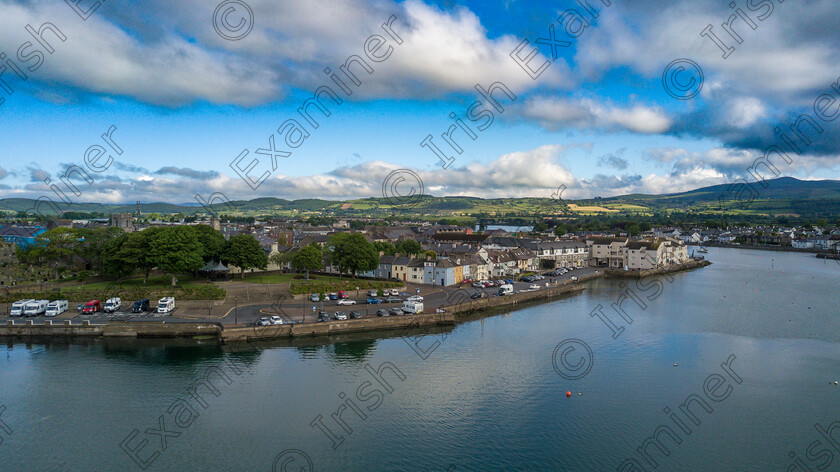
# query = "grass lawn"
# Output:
<box><xmin>70</xmin><ymin>274</ymin><xmax>210</xmax><ymax>290</ymax></box>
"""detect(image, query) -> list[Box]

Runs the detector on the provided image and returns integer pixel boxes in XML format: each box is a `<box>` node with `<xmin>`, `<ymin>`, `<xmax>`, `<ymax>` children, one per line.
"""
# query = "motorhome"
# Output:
<box><xmin>498</xmin><ymin>284</ymin><xmax>514</xmax><ymax>296</ymax></box>
<box><xmin>157</xmin><ymin>297</ymin><xmax>175</xmax><ymax>314</ymax></box>
<box><xmin>45</xmin><ymin>300</ymin><xmax>69</xmax><ymax>317</ymax></box>
<box><xmin>23</xmin><ymin>299</ymin><xmax>49</xmax><ymax>317</ymax></box>
<box><xmin>10</xmin><ymin>299</ymin><xmax>34</xmax><ymax>317</ymax></box>
<box><xmin>82</xmin><ymin>300</ymin><xmax>102</xmax><ymax>314</ymax></box>
<box><xmin>402</xmin><ymin>300</ymin><xmax>424</xmax><ymax>314</ymax></box>
<box><xmin>103</xmin><ymin>297</ymin><xmax>122</xmax><ymax>313</ymax></box>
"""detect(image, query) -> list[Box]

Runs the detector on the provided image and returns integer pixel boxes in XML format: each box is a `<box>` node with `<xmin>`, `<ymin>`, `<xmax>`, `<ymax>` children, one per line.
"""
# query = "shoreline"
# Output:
<box><xmin>0</xmin><ymin>261</ymin><xmax>709</xmax><ymax>344</ymax></box>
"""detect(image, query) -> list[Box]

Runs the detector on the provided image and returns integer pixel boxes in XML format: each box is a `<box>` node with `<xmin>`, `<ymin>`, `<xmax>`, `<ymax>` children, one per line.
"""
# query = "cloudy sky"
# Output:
<box><xmin>0</xmin><ymin>0</ymin><xmax>838</xmax><ymax>204</ymax></box>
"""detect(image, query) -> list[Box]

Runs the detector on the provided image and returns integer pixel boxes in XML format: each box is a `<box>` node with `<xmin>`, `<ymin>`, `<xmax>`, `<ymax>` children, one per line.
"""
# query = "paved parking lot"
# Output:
<box><xmin>1</xmin><ymin>267</ymin><xmax>598</xmax><ymax>326</ymax></box>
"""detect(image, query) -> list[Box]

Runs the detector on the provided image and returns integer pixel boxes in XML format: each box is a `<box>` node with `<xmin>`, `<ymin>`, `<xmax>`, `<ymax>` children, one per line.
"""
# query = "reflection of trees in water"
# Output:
<box><xmin>324</xmin><ymin>340</ymin><xmax>377</xmax><ymax>363</ymax></box>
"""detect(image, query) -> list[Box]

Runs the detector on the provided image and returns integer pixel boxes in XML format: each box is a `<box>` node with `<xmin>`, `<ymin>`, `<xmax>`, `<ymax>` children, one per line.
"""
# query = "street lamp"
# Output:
<box><xmin>234</xmin><ymin>296</ymin><xmax>238</xmax><ymax>325</ymax></box>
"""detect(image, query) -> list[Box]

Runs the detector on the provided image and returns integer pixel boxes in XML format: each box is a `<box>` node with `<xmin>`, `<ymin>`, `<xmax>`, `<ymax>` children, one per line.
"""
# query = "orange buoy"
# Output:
<box><xmin>566</xmin><ymin>391</ymin><xmax>571</xmax><ymax>397</ymax></box>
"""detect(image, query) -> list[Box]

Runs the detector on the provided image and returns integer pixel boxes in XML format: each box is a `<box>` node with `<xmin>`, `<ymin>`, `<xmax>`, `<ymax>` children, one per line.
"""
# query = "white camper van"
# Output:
<box><xmin>10</xmin><ymin>299</ymin><xmax>34</xmax><ymax>317</ymax></box>
<box><xmin>498</xmin><ymin>284</ymin><xmax>514</xmax><ymax>296</ymax></box>
<box><xmin>157</xmin><ymin>297</ymin><xmax>175</xmax><ymax>314</ymax></box>
<box><xmin>23</xmin><ymin>299</ymin><xmax>49</xmax><ymax>316</ymax></box>
<box><xmin>46</xmin><ymin>300</ymin><xmax>69</xmax><ymax>317</ymax></box>
<box><xmin>103</xmin><ymin>297</ymin><xmax>122</xmax><ymax>313</ymax></box>
<box><xmin>402</xmin><ymin>300</ymin><xmax>424</xmax><ymax>314</ymax></box>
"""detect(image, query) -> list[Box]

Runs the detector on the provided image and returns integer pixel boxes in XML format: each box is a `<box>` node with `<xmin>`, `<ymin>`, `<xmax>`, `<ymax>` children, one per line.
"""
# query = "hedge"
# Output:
<box><xmin>290</xmin><ymin>279</ymin><xmax>402</xmax><ymax>295</ymax></box>
<box><xmin>0</xmin><ymin>285</ymin><xmax>226</xmax><ymax>304</ymax></box>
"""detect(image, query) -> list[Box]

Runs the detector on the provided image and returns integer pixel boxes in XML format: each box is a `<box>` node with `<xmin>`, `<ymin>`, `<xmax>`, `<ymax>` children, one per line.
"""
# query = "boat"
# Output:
<box><xmin>697</xmin><ymin>246</ymin><xmax>709</xmax><ymax>253</ymax></box>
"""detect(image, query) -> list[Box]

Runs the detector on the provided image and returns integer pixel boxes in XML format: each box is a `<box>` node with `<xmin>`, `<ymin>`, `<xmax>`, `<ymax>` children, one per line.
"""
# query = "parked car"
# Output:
<box><xmin>389</xmin><ymin>289</ymin><xmax>400</xmax><ymax>296</ymax></box>
<box><xmin>570</xmin><ymin>276</ymin><xmax>579</xmax><ymax>282</ymax></box>
<box><xmin>256</xmin><ymin>316</ymin><xmax>271</xmax><ymax>326</ymax></box>
<box><xmin>388</xmin><ymin>307</ymin><xmax>403</xmax><ymax>316</ymax></box>
<box><xmin>337</xmin><ymin>299</ymin><xmax>356</xmax><ymax>306</ymax></box>
<box><xmin>470</xmin><ymin>292</ymin><xmax>484</xmax><ymax>300</ymax></box>
<box><xmin>318</xmin><ymin>311</ymin><xmax>330</xmax><ymax>322</ymax></box>
<box><xmin>407</xmin><ymin>295</ymin><xmax>423</xmax><ymax>302</ymax></box>
<box><xmin>10</xmin><ymin>299</ymin><xmax>34</xmax><ymax>317</ymax></box>
<box><xmin>350</xmin><ymin>311</ymin><xmax>363</xmax><ymax>319</ymax></box>
<box><xmin>45</xmin><ymin>300</ymin><xmax>69</xmax><ymax>317</ymax></box>
<box><xmin>504</xmin><ymin>279</ymin><xmax>514</xmax><ymax>284</ymax></box>
<box><xmin>461</xmin><ymin>279</ymin><xmax>472</xmax><ymax>284</ymax></box>
<box><xmin>384</xmin><ymin>296</ymin><xmax>401</xmax><ymax>304</ymax></box>
<box><xmin>310</xmin><ymin>294</ymin><xmax>320</xmax><ymax>302</ymax></box>
<box><xmin>338</xmin><ymin>291</ymin><xmax>349</xmax><ymax>299</ymax></box>
<box><xmin>368</xmin><ymin>290</ymin><xmax>378</xmax><ymax>297</ymax></box>
<box><xmin>498</xmin><ymin>284</ymin><xmax>514</xmax><ymax>296</ymax></box>
<box><xmin>157</xmin><ymin>297</ymin><xmax>175</xmax><ymax>314</ymax></box>
<box><xmin>472</xmin><ymin>282</ymin><xmax>484</xmax><ymax>288</ymax></box>
<box><xmin>103</xmin><ymin>297</ymin><xmax>122</xmax><ymax>313</ymax></box>
<box><xmin>334</xmin><ymin>311</ymin><xmax>348</xmax><ymax>320</ymax></box>
<box><xmin>270</xmin><ymin>316</ymin><xmax>284</xmax><ymax>325</ymax></box>
<box><xmin>376</xmin><ymin>309</ymin><xmax>389</xmax><ymax>317</ymax></box>
<box><xmin>529</xmin><ymin>284</ymin><xmax>541</xmax><ymax>290</ymax></box>
<box><xmin>82</xmin><ymin>300</ymin><xmax>102</xmax><ymax>314</ymax></box>
<box><xmin>366</xmin><ymin>298</ymin><xmax>383</xmax><ymax>304</ymax></box>
<box><xmin>328</xmin><ymin>293</ymin><xmax>338</xmax><ymax>300</ymax></box>
<box><xmin>132</xmin><ymin>299</ymin><xmax>151</xmax><ymax>313</ymax></box>
<box><xmin>402</xmin><ymin>301</ymin><xmax>423</xmax><ymax>314</ymax></box>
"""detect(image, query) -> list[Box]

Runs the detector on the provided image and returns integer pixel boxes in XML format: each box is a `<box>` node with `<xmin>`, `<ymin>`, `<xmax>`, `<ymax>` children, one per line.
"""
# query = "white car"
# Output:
<box><xmin>257</xmin><ymin>316</ymin><xmax>271</xmax><ymax>326</ymax></box>
<box><xmin>389</xmin><ymin>289</ymin><xmax>399</xmax><ymax>296</ymax></box>
<box><xmin>337</xmin><ymin>299</ymin><xmax>356</xmax><ymax>306</ymax></box>
<box><xmin>529</xmin><ymin>284</ymin><xmax>541</xmax><ymax>290</ymax></box>
<box><xmin>270</xmin><ymin>316</ymin><xmax>284</xmax><ymax>325</ymax></box>
<box><xmin>407</xmin><ymin>295</ymin><xmax>423</xmax><ymax>302</ymax></box>
<box><xmin>335</xmin><ymin>312</ymin><xmax>348</xmax><ymax>320</ymax></box>
<box><xmin>368</xmin><ymin>290</ymin><xmax>378</xmax><ymax>297</ymax></box>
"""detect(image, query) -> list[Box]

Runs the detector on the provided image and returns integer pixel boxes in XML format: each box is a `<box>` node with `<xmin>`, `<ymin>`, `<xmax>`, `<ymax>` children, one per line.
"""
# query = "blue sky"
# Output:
<box><xmin>0</xmin><ymin>0</ymin><xmax>839</xmax><ymax>204</ymax></box>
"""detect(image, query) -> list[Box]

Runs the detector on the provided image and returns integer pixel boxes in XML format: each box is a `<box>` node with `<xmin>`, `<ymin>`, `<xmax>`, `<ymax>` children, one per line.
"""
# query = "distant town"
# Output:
<box><xmin>4</xmin><ymin>209</ymin><xmax>837</xmax><ymax>291</ymax></box>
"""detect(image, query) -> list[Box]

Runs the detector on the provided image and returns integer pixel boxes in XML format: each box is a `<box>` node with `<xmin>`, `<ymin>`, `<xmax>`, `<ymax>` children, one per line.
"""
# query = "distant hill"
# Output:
<box><xmin>2</xmin><ymin>177</ymin><xmax>839</xmax><ymax>219</ymax></box>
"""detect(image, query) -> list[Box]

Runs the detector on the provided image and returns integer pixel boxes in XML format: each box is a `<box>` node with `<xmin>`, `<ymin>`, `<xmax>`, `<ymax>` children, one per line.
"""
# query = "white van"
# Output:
<box><xmin>46</xmin><ymin>300</ymin><xmax>69</xmax><ymax>317</ymax></box>
<box><xmin>10</xmin><ymin>299</ymin><xmax>34</xmax><ymax>317</ymax></box>
<box><xmin>157</xmin><ymin>297</ymin><xmax>175</xmax><ymax>314</ymax></box>
<box><xmin>402</xmin><ymin>300</ymin><xmax>424</xmax><ymax>314</ymax></box>
<box><xmin>498</xmin><ymin>284</ymin><xmax>514</xmax><ymax>296</ymax></box>
<box><xmin>103</xmin><ymin>297</ymin><xmax>122</xmax><ymax>313</ymax></box>
<box><xmin>23</xmin><ymin>299</ymin><xmax>49</xmax><ymax>316</ymax></box>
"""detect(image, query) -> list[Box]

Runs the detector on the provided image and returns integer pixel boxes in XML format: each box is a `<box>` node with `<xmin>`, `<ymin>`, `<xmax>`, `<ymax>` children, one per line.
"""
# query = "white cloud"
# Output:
<box><xmin>518</xmin><ymin>96</ymin><xmax>672</xmax><ymax>134</ymax></box>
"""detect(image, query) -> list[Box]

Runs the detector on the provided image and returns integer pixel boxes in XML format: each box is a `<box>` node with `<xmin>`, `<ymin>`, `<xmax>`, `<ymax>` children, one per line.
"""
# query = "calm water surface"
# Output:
<box><xmin>1</xmin><ymin>247</ymin><xmax>839</xmax><ymax>471</ymax></box>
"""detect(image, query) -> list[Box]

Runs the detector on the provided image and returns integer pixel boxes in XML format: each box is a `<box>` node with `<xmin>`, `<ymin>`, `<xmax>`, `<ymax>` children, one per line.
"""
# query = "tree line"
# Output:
<box><xmin>17</xmin><ymin>225</ymin><xmax>267</xmax><ymax>286</ymax></box>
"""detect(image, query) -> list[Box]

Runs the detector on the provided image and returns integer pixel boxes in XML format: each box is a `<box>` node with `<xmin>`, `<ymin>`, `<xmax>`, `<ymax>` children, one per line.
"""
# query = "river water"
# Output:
<box><xmin>1</xmin><ymin>247</ymin><xmax>839</xmax><ymax>471</ymax></box>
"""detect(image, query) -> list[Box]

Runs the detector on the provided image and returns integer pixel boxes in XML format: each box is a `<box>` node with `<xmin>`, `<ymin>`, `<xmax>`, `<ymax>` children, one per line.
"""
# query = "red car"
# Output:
<box><xmin>338</xmin><ymin>291</ymin><xmax>349</xmax><ymax>299</ymax></box>
<box><xmin>460</xmin><ymin>279</ymin><xmax>473</xmax><ymax>284</ymax></box>
<box><xmin>82</xmin><ymin>300</ymin><xmax>101</xmax><ymax>314</ymax></box>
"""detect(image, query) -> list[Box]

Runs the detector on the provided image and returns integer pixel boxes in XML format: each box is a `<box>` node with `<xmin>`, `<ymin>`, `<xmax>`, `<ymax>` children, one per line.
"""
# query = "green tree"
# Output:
<box><xmin>100</xmin><ymin>234</ymin><xmax>137</xmax><ymax>283</ymax></box>
<box><xmin>149</xmin><ymin>226</ymin><xmax>204</xmax><ymax>286</ymax></box>
<box><xmin>223</xmin><ymin>234</ymin><xmax>268</xmax><ymax>278</ymax></box>
<box><xmin>327</xmin><ymin>233</ymin><xmax>378</xmax><ymax>277</ymax></box>
<box><xmin>554</xmin><ymin>223</ymin><xmax>569</xmax><ymax>237</ymax></box>
<box><xmin>372</xmin><ymin>241</ymin><xmax>396</xmax><ymax>255</ymax></box>
<box><xmin>395</xmin><ymin>239</ymin><xmax>422</xmax><ymax>257</ymax></box>
<box><xmin>191</xmin><ymin>225</ymin><xmax>226</xmax><ymax>262</ymax></box>
<box><xmin>423</xmin><ymin>250</ymin><xmax>437</xmax><ymax>259</ymax></box>
<box><xmin>291</xmin><ymin>245</ymin><xmax>323</xmax><ymax>279</ymax></box>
